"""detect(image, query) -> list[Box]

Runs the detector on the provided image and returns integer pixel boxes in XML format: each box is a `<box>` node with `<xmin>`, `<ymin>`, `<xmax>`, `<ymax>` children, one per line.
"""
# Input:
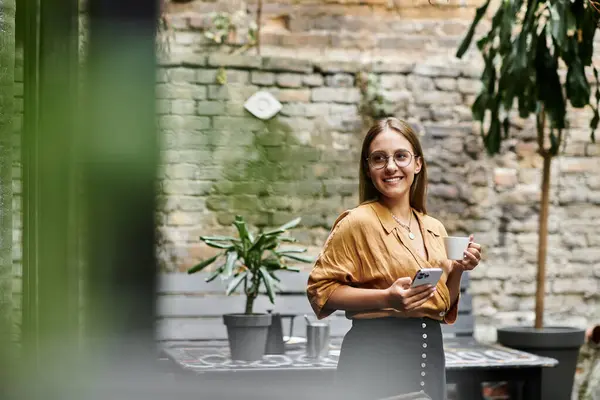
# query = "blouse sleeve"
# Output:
<box><xmin>306</xmin><ymin>212</ymin><xmax>361</xmax><ymax>320</ymax></box>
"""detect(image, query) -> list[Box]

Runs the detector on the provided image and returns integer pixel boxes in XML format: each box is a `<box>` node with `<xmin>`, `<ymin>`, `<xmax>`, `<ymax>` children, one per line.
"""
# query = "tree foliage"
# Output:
<box><xmin>457</xmin><ymin>0</ymin><xmax>600</xmax><ymax>156</ymax></box>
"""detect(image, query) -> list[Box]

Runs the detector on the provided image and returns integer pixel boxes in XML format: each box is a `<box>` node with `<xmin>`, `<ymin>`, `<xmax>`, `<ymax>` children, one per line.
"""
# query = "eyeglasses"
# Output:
<box><xmin>366</xmin><ymin>150</ymin><xmax>416</xmax><ymax>170</ymax></box>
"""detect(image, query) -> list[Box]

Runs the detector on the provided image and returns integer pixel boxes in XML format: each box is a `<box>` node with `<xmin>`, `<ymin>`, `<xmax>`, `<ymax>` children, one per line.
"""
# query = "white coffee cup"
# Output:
<box><xmin>443</xmin><ymin>236</ymin><xmax>470</xmax><ymax>260</ymax></box>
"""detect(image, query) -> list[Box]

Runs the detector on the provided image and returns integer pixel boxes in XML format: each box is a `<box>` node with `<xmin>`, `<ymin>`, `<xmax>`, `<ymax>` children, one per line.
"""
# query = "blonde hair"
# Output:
<box><xmin>358</xmin><ymin>118</ymin><xmax>428</xmax><ymax>214</ymax></box>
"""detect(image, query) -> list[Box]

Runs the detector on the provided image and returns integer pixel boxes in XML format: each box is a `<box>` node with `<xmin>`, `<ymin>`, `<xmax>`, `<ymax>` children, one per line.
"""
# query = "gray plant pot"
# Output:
<box><xmin>497</xmin><ymin>326</ymin><xmax>585</xmax><ymax>400</ymax></box>
<box><xmin>223</xmin><ymin>313</ymin><xmax>272</xmax><ymax>361</ymax></box>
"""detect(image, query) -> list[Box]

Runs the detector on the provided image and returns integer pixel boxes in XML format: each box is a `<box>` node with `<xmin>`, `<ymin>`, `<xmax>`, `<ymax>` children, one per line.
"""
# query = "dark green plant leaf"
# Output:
<box><xmin>456</xmin><ymin>0</ymin><xmax>492</xmax><ymax>58</ymax></box>
<box><xmin>549</xmin><ymin>129</ymin><xmax>560</xmax><ymax>155</ymax></box>
<box><xmin>187</xmin><ymin>253</ymin><xmax>222</xmax><ymax>274</ymax></box>
<box><xmin>566</xmin><ymin>58</ymin><xmax>591</xmax><ymax>108</ymax></box>
<box><xmin>259</xmin><ymin>267</ymin><xmax>276</xmax><ymax>304</ymax></box>
<box><xmin>549</xmin><ymin>1</ymin><xmax>569</xmax><ymax>49</ymax></box>
<box><xmin>579</xmin><ymin>5</ymin><xmax>600</xmax><ymax>65</ymax></box>
<box><xmin>484</xmin><ymin>114</ymin><xmax>501</xmax><ymax>155</ymax></box>
<box><xmin>590</xmin><ymin>107</ymin><xmax>599</xmax><ymax>142</ymax></box>
<box><xmin>205</xmin><ymin>265</ymin><xmax>225</xmax><ymax>282</ymax></box>
<box><xmin>502</xmin><ymin>117</ymin><xmax>510</xmax><ymax>139</ymax></box>
<box><xmin>226</xmin><ymin>271</ymin><xmax>247</xmax><ymax>296</ymax></box>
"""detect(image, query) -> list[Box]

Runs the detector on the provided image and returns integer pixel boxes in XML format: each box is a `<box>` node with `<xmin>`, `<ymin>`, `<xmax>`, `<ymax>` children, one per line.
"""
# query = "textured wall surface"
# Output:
<box><xmin>155</xmin><ymin>51</ymin><xmax>600</xmax><ymax>343</ymax></box>
<box><xmin>7</xmin><ymin>0</ymin><xmax>600</xmax><ymax>347</ymax></box>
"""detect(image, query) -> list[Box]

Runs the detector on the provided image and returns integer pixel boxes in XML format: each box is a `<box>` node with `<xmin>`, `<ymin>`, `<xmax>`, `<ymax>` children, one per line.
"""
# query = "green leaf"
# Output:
<box><xmin>280</xmin><ymin>253</ymin><xmax>315</xmax><ymax>263</ymax></box>
<box><xmin>277</xmin><ymin>248</ymin><xmax>308</xmax><ymax>254</ymax></box>
<box><xmin>263</xmin><ymin>217</ymin><xmax>302</xmax><ymax>236</ymax></box>
<box><xmin>200</xmin><ymin>235</ymin><xmax>238</xmax><ymax>242</ymax></box>
<box><xmin>549</xmin><ymin>129</ymin><xmax>560</xmax><ymax>155</ymax></box>
<box><xmin>566</xmin><ymin>58</ymin><xmax>591</xmax><ymax>108</ymax></box>
<box><xmin>549</xmin><ymin>1</ymin><xmax>568</xmax><ymax>49</ymax></box>
<box><xmin>456</xmin><ymin>0</ymin><xmax>492</xmax><ymax>58</ymax></box>
<box><xmin>203</xmin><ymin>240</ymin><xmax>234</xmax><ymax>249</ymax></box>
<box><xmin>279</xmin><ymin>237</ymin><xmax>297</xmax><ymax>243</ymax></box>
<box><xmin>259</xmin><ymin>267</ymin><xmax>276</xmax><ymax>304</ymax></box>
<box><xmin>205</xmin><ymin>265</ymin><xmax>225</xmax><ymax>283</ymax></box>
<box><xmin>484</xmin><ymin>114</ymin><xmax>502</xmax><ymax>155</ymax></box>
<box><xmin>187</xmin><ymin>253</ymin><xmax>222</xmax><ymax>274</ymax></box>
<box><xmin>233</xmin><ymin>216</ymin><xmax>253</xmax><ymax>249</ymax></box>
<box><xmin>502</xmin><ymin>117</ymin><xmax>510</xmax><ymax>139</ymax></box>
<box><xmin>226</xmin><ymin>271</ymin><xmax>248</xmax><ymax>296</ymax></box>
<box><xmin>223</xmin><ymin>251</ymin><xmax>238</xmax><ymax>278</ymax></box>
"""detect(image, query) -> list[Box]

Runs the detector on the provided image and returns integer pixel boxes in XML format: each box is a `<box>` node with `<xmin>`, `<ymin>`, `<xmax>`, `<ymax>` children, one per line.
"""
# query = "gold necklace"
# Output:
<box><xmin>391</xmin><ymin>211</ymin><xmax>415</xmax><ymax>240</ymax></box>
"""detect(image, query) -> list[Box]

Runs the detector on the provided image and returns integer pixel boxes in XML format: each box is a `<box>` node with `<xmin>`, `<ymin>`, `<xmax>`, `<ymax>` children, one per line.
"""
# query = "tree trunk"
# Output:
<box><xmin>535</xmin><ymin>153</ymin><xmax>552</xmax><ymax>329</ymax></box>
<box><xmin>0</xmin><ymin>0</ymin><xmax>16</xmax><ymax>355</ymax></box>
<box><xmin>245</xmin><ymin>294</ymin><xmax>256</xmax><ymax>315</ymax></box>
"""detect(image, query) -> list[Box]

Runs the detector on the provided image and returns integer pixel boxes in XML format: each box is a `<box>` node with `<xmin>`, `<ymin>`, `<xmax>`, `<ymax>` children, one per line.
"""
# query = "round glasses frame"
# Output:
<box><xmin>366</xmin><ymin>150</ymin><xmax>417</xmax><ymax>170</ymax></box>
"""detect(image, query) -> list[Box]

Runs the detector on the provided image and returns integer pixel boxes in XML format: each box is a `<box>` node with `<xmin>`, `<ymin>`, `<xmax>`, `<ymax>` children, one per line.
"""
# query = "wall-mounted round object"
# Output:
<box><xmin>244</xmin><ymin>91</ymin><xmax>282</xmax><ymax>120</ymax></box>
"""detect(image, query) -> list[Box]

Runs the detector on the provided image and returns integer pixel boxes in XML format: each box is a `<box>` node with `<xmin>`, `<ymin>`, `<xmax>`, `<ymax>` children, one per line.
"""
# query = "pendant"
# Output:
<box><xmin>408</xmin><ymin>232</ymin><xmax>415</xmax><ymax>240</ymax></box>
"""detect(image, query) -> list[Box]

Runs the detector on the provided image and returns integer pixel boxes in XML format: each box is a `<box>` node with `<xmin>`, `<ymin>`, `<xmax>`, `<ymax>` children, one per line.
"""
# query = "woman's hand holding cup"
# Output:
<box><xmin>449</xmin><ymin>234</ymin><xmax>481</xmax><ymax>272</ymax></box>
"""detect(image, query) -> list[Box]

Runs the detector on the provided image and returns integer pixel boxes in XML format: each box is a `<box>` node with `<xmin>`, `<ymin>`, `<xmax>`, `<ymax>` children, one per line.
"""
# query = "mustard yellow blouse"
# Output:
<box><xmin>307</xmin><ymin>200</ymin><xmax>459</xmax><ymax>324</ymax></box>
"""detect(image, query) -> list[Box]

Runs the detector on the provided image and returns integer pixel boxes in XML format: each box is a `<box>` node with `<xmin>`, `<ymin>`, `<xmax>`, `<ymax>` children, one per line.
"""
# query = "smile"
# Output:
<box><xmin>383</xmin><ymin>177</ymin><xmax>404</xmax><ymax>183</ymax></box>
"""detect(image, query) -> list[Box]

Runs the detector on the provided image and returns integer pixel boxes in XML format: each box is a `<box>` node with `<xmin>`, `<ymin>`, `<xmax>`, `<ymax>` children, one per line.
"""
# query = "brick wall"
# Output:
<box><xmin>156</xmin><ymin>24</ymin><xmax>600</xmax><ymax>342</ymax></box>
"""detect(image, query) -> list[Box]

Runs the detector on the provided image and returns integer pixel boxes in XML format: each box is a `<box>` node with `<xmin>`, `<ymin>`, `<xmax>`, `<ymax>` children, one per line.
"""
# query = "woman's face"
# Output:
<box><xmin>366</xmin><ymin>128</ymin><xmax>422</xmax><ymax>202</ymax></box>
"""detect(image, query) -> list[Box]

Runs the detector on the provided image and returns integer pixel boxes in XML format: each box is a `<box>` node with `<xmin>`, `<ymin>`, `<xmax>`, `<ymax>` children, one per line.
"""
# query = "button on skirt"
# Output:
<box><xmin>335</xmin><ymin>317</ymin><xmax>446</xmax><ymax>400</ymax></box>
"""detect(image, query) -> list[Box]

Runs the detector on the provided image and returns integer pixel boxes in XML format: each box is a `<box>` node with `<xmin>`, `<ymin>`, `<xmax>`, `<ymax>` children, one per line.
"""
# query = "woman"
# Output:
<box><xmin>307</xmin><ymin>118</ymin><xmax>482</xmax><ymax>400</ymax></box>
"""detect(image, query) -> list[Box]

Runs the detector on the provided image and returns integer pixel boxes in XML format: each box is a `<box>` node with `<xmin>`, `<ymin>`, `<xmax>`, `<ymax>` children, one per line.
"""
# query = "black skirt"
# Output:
<box><xmin>335</xmin><ymin>317</ymin><xmax>447</xmax><ymax>400</ymax></box>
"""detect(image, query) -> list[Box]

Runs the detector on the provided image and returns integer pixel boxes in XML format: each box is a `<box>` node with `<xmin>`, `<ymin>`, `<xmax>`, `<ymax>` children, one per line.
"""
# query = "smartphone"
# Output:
<box><xmin>410</xmin><ymin>268</ymin><xmax>443</xmax><ymax>288</ymax></box>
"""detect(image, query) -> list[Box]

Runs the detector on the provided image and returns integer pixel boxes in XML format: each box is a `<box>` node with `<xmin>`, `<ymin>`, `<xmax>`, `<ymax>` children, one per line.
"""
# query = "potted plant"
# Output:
<box><xmin>187</xmin><ymin>215</ymin><xmax>312</xmax><ymax>361</ymax></box>
<box><xmin>456</xmin><ymin>1</ymin><xmax>596</xmax><ymax>398</ymax></box>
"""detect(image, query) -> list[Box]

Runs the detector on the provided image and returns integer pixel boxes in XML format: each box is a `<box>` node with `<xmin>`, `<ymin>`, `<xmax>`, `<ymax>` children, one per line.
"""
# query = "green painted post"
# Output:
<box><xmin>0</xmin><ymin>0</ymin><xmax>16</xmax><ymax>367</ymax></box>
<box><xmin>21</xmin><ymin>0</ymin><xmax>81</xmax><ymax>366</ymax></box>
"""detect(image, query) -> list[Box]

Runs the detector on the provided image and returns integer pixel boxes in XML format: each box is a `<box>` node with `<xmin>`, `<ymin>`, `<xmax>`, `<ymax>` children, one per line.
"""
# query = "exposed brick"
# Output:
<box><xmin>169</xmin><ymin>68</ymin><xmax>196</xmax><ymax>83</ymax></box>
<box><xmin>311</xmin><ymin>87</ymin><xmax>361</xmax><ymax>103</ymax></box>
<box><xmin>262</xmin><ymin>57</ymin><xmax>312</xmax><ymax>73</ymax></box>
<box><xmin>196</xmin><ymin>69</ymin><xmax>218</xmax><ymax>84</ymax></box>
<box><xmin>212</xmin><ymin>116</ymin><xmax>265</xmax><ymax>131</ymax></box>
<box><xmin>276</xmin><ymin>88</ymin><xmax>311</xmax><ymax>103</ymax></box>
<box><xmin>156</xmin><ymin>100</ymin><xmax>171</xmax><ymax>115</ymax></box>
<box><xmin>156</xmin><ymin>83</ymin><xmax>207</xmax><ymax>100</ymax></box>
<box><xmin>494</xmin><ymin>168</ymin><xmax>518</xmax><ymax>188</ymax></box>
<box><xmin>414</xmin><ymin>90</ymin><xmax>462</xmax><ymax>106</ymax></box>
<box><xmin>196</xmin><ymin>101</ymin><xmax>225</xmax><ymax>116</ymax></box>
<box><xmin>280</xmin><ymin>32</ymin><xmax>331</xmax><ymax>47</ymax></box>
<box><xmin>208</xmin><ymin>54</ymin><xmax>261</xmax><ymax>69</ymax></box>
<box><xmin>371</xmin><ymin>60</ymin><xmax>414</xmax><ymax>74</ymax></box>
<box><xmin>180</xmin><ymin>54</ymin><xmax>207</xmax><ymax>67</ymax></box>
<box><xmin>276</xmin><ymin>73</ymin><xmax>304</xmax><ymax>88</ymax></box>
<box><xmin>303</xmin><ymin>74</ymin><xmax>325</xmax><ymax>87</ymax></box>
<box><xmin>380</xmin><ymin>74</ymin><xmax>406</xmax><ymax>90</ymax></box>
<box><xmin>315</xmin><ymin>60</ymin><xmax>364</xmax><ymax>73</ymax></box>
<box><xmin>414</xmin><ymin>62</ymin><xmax>461</xmax><ymax>78</ymax></box>
<box><xmin>457</xmin><ymin>78</ymin><xmax>481</xmax><ymax>94</ymax></box>
<box><xmin>325</xmin><ymin>73</ymin><xmax>355</xmax><ymax>88</ymax></box>
<box><xmin>172</xmin><ymin>99</ymin><xmax>196</xmax><ymax>115</ymax></box>
<box><xmin>251</xmin><ymin>71</ymin><xmax>276</xmax><ymax>86</ymax></box>
<box><xmin>434</xmin><ymin>78</ymin><xmax>457</xmax><ymax>91</ymax></box>
<box><xmin>159</xmin><ymin>116</ymin><xmax>210</xmax><ymax>131</ymax></box>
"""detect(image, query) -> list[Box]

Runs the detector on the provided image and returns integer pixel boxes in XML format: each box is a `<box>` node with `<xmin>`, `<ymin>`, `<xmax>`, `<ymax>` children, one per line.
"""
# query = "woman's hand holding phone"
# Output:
<box><xmin>385</xmin><ymin>277</ymin><xmax>436</xmax><ymax>312</ymax></box>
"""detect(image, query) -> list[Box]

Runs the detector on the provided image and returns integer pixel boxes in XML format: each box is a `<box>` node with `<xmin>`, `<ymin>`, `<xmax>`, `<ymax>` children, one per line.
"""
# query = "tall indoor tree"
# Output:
<box><xmin>457</xmin><ymin>1</ymin><xmax>599</xmax><ymax>397</ymax></box>
<box><xmin>457</xmin><ymin>0</ymin><xmax>599</xmax><ymax>330</ymax></box>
